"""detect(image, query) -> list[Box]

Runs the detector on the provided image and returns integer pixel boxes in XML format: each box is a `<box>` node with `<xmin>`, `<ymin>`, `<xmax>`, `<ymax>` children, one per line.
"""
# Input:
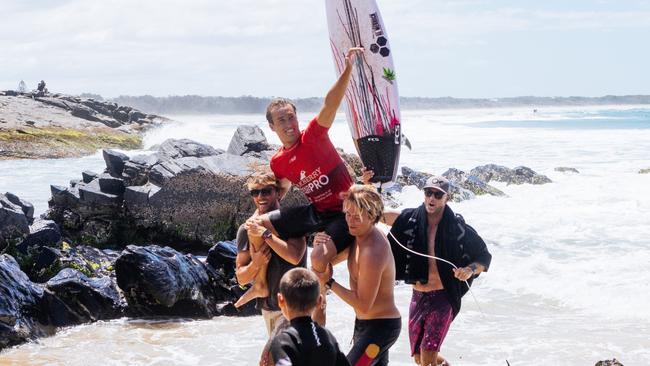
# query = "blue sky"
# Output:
<box><xmin>1</xmin><ymin>0</ymin><xmax>649</xmax><ymax>98</ymax></box>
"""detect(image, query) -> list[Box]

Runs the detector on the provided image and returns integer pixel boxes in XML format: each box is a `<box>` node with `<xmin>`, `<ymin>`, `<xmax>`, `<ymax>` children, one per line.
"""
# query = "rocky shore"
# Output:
<box><xmin>1</xmin><ymin>124</ymin><xmax>556</xmax><ymax>351</ymax></box>
<box><xmin>0</xmin><ymin>90</ymin><xmax>168</xmax><ymax>159</ymax></box>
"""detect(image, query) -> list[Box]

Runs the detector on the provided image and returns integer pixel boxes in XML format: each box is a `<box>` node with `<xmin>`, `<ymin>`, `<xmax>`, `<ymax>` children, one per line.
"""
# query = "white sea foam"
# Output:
<box><xmin>1</xmin><ymin>106</ymin><xmax>649</xmax><ymax>365</ymax></box>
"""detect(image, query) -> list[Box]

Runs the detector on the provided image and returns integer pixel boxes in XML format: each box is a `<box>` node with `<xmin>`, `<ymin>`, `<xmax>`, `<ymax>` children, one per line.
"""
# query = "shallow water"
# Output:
<box><xmin>1</xmin><ymin>106</ymin><xmax>649</xmax><ymax>365</ymax></box>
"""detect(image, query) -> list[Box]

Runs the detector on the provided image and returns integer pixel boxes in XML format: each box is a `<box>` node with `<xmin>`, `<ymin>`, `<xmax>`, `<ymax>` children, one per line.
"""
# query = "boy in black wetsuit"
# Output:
<box><xmin>269</xmin><ymin>268</ymin><xmax>350</xmax><ymax>366</ymax></box>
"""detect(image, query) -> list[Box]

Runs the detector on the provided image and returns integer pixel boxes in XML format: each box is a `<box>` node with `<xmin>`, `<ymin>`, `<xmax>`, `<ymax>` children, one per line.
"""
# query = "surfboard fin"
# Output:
<box><xmin>402</xmin><ymin>134</ymin><xmax>412</xmax><ymax>150</ymax></box>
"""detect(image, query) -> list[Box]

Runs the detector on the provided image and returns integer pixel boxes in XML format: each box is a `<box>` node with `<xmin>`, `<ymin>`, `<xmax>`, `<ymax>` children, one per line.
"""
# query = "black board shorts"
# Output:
<box><xmin>268</xmin><ymin>204</ymin><xmax>354</xmax><ymax>253</ymax></box>
<box><xmin>347</xmin><ymin>317</ymin><xmax>402</xmax><ymax>366</ymax></box>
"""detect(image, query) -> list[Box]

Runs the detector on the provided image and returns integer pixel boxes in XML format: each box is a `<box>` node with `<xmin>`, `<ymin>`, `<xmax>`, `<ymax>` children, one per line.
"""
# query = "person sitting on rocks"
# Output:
<box><xmin>235</xmin><ymin>169</ymin><xmax>307</xmax><ymax>335</ymax></box>
<box><xmin>34</xmin><ymin>80</ymin><xmax>47</xmax><ymax>97</ymax></box>
<box><xmin>269</xmin><ymin>267</ymin><xmax>350</xmax><ymax>366</ymax></box>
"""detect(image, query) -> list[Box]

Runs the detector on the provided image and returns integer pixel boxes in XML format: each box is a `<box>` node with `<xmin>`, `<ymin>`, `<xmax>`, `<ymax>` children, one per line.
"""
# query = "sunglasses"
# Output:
<box><xmin>424</xmin><ymin>189</ymin><xmax>445</xmax><ymax>199</ymax></box>
<box><xmin>249</xmin><ymin>187</ymin><xmax>275</xmax><ymax>197</ymax></box>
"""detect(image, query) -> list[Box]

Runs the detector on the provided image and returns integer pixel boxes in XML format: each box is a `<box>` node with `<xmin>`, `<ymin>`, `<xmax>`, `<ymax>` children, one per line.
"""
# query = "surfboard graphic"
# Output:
<box><xmin>326</xmin><ymin>0</ymin><xmax>401</xmax><ymax>183</ymax></box>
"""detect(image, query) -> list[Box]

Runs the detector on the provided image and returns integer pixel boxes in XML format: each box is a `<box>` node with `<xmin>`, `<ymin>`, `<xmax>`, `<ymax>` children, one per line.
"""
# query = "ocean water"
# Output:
<box><xmin>1</xmin><ymin>106</ymin><xmax>649</xmax><ymax>365</ymax></box>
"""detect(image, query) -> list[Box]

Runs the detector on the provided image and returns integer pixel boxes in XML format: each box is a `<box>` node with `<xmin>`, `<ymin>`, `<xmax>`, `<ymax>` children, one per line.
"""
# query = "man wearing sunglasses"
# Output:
<box><xmin>369</xmin><ymin>174</ymin><xmax>492</xmax><ymax>366</ymax></box>
<box><xmin>235</xmin><ymin>171</ymin><xmax>307</xmax><ymax>343</ymax></box>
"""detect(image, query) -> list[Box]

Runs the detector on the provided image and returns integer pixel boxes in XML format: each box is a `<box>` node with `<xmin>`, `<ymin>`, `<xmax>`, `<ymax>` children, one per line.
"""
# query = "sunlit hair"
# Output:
<box><xmin>279</xmin><ymin>268</ymin><xmax>320</xmax><ymax>312</ymax></box>
<box><xmin>266</xmin><ymin>98</ymin><xmax>297</xmax><ymax>124</ymax></box>
<box><xmin>341</xmin><ymin>184</ymin><xmax>384</xmax><ymax>224</ymax></box>
<box><xmin>246</xmin><ymin>166</ymin><xmax>280</xmax><ymax>190</ymax></box>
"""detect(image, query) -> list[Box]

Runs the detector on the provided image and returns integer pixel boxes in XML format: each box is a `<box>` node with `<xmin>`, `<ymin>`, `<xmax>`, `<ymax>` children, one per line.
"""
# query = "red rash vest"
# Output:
<box><xmin>270</xmin><ymin>117</ymin><xmax>353</xmax><ymax>212</ymax></box>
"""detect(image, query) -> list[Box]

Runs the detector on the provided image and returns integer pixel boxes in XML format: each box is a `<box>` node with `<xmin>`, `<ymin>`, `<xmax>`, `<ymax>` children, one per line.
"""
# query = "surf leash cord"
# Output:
<box><xmin>386</xmin><ymin>230</ymin><xmax>487</xmax><ymax>319</ymax></box>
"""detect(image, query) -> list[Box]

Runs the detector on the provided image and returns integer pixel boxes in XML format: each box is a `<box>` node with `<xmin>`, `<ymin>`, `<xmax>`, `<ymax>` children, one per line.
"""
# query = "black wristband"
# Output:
<box><xmin>325</xmin><ymin>277</ymin><xmax>335</xmax><ymax>290</ymax></box>
<box><xmin>262</xmin><ymin>229</ymin><xmax>272</xmax><ymax>240</ymax></box>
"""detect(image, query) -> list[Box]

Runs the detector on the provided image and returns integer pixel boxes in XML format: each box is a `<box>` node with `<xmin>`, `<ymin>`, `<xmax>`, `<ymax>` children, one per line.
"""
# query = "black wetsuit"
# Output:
<box><xmin>270</xmin><ymin>316</ymin><xmax>350</xmax><ymax>366</ymax></box>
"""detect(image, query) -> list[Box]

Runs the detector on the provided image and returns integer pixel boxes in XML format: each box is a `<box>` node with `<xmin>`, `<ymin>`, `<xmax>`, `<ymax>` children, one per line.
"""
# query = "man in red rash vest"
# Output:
<box><xmin>255</xmin><ymin>47</ymin><xmax>363</xmax><ymax>326</ymax></box>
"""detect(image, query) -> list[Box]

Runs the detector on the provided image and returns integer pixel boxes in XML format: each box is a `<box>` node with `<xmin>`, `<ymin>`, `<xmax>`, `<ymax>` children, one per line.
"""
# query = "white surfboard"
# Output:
<box><xmin>326</xmin><ymin>0</ymin><xmax>402</xmax><ymax>183</ymax></box>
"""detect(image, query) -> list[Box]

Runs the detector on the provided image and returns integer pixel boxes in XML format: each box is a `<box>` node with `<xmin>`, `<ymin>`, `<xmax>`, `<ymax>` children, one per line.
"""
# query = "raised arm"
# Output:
<box><xmin>317</xmin><ymin>47</ymin><xmax>364</xmax><ymax>129</ymax></box>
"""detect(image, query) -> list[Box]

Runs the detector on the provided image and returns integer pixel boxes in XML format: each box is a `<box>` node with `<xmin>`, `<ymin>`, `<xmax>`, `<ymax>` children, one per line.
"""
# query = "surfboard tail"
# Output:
<box><xmin>356</xmin><ymin>134</ymin><xmax>400</xmax><ymax>183</ymax></box>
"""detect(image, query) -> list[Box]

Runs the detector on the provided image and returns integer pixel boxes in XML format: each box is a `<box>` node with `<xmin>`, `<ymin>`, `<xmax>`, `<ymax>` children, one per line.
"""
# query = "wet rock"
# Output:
<box><xmin>78</xmin><ymin>180</ymin><xmax>123</xmax><ymax>206</ymax></box>
<box><xmin>441</xmin><ymin>168</ymin><xmax>506</xmax><ymax>200</ymax></box>
<box><xmin>82</xmin><ymin>171</ymin><xmax>99</xmax><ymax>184</ymax></box>
<box><xmin>158</xmin><ymin>139</ymin><xmax>223</xmax><ymax>159</ymax></box>
<box><xmin>115</xmin><ymin>245</ymin><xmax>230</xmax><ymax>318</ymax></box>
<box><xmin>49</xmin><ymin>185</ymin><xmax>80</xmax><ymax>207</ymax></box>
<box><xmin>70</xmin><ymin>104</ymin><xmax>99</xmax><ymax>121</ymax></box>
<box><xmin>122</xmin><ymin>153</ymin><xmax>161</xmax><ymax>186</ymax></box>
<box><xmin>227</xmin><ymin>125</ymin><xmax>269</xmax><ymax>156</ymax></box>
<box><xmin>102</xmin><ymin>149</ymin><xmax>130</xmax><ymax>177</ymax></box>
<box><xmin>0</xmin><ymin>254</ymin><xmax>51</xmax><ymax>351</ymax></box>
<box><xmin>555</xmin><ymin>167</ymin><xmax>580</xmax><ymax>173</ymax></box>
<box><xmin>469</xmin><ymin>164</ymin><xmax>552</xmax><ymax>185</ymax></box>
<box><xmin>4</xmin><ymin>192</ymin><xmax>34</xmax><ymax>222</ymax></box>
<box><xmin>206</xmin><ymin>240</ymin><xmax>237</xmax><ymax>278</ymax></box>
<box><xmin>0</xmin><ymin>194</ymin><xmax>30</xmax><ymax>250</ymax></box>
<box><xmin>123</xmin><ymin>182</ymin><xmax>161</xmax><ymax>206</ymax></box>
<box><xmin>397</xmin><ymin>166</ymin><xmax>432</xmax><ymax>189</ymax></box>
<box><xmin>18</xmin><ymin>219</ymin><xmax>61</xmax><ymax>252</ymax></box>
<box><xmin>42</xmin><ymin>268</ymin><xmax>126</xmax><ymax>326</ymax></box>
<box><xmin>98</xmin><ymin>173</ymin><xmax>126</xmax><ymax>196</ymax></box>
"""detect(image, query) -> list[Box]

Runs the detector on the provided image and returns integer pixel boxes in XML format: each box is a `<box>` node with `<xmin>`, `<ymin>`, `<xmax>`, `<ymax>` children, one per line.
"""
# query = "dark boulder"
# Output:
<box><xmin>70</xmin><ymin>104</ymin><xmax>99</xmax><ymax>122</ymax></box>
<box><xmin>102</xmin><ymin>149</ymin><xmax>130</xmax><ymax>177</ymax></box>
<box><xmin>206</xmin><ymin>240</ymin><xmax>237</xmax><ymax>278</ymax></box>
<box><xmin>227</xmin><ymin>125</ymin><xmax>270</xmax><ymax>156</ymax></box>
<box><xmin>441</xmin><ymin>168</ymin><xmax>506</xmax><ymax>200</ymax></box>
<box><xmin>639</xmin><ymin>168</ymin><xmax>650</xmax><ymax>174</ymax></box>
<box><xmin>78</xmin><ymin>179</ymin><xmax>123</xmax><ymax>206</ymax></box>
<box><xmin>158</xmin><ymin>139</ymin><xmax>223</xmax><ymax>160</ymax></box>
<box><xmin>469</xmin><ymin>164</ymin><xmax>552</xmax><ymax>185</ymax></box>
<box><xmin>0</xmin><ymin>254</ymin><xmax>51</xmax><ymax>351</ymax></box>
<box><xmin>98</xmin><ymin>173</ymin><xmax>126</xmax><ymax>196</ymax></box>
<box><xmin>115</xmin><ymin>245</ymin><xmax>230</xmax><ymax>318</ymax></box>
<box><xmin>17</xmin><ymin>218</ymin><xmax>62</xmax><ymax>252</ymax></box>
<box><xmin>4</xmin><ymin>192</ymin><xmax>34</xmax><ymax>222</ymax></box>
<box><xmin>128</xmin><ymin>110</ymin><xmax>147</xmax><ymax>123</ymax></box>
<box><xmin>82</xmin><ymin>171</ymin><xmax>99</xmax><ymax>183</ymax></box>
<box><xmin>42</xmin><ymin>268</ymin><xmax>126</xmax><ymax>327</ymax></box>
<box><xmin>122</xmin><ymin>153</ymin><xmax>161</xmax><ymax>186</ymax></box>
<box><xmin>397</xmin><ymin>166</ymin><xmax>432</xmax><ymax>189</ymax></box>
<box><xmin>0</xmin><ymin>194</ymin><xmax>30</xmax><ymax>250</ymax></box>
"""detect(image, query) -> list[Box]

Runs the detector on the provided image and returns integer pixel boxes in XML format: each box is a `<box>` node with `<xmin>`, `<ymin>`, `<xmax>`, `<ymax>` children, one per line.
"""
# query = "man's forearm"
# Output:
<box><xmin>265</xmin><ymin>236</ymin><xmax>305</xmax><ymax>265</ymax></box>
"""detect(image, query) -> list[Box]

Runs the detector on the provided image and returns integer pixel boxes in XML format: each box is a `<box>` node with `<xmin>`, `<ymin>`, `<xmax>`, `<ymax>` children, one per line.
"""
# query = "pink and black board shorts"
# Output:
<box><xmin>409</xmin><ymin>289</ymin><xmax>454</xmax><ymax>355</ymax></box>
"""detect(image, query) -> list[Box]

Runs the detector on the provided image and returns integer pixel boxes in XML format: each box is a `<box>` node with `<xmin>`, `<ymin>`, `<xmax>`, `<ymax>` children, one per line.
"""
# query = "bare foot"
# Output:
<box><xmin>235</xmin><ymin>281</ymin><xmax>269</xmax><ymax>308</ymax></box>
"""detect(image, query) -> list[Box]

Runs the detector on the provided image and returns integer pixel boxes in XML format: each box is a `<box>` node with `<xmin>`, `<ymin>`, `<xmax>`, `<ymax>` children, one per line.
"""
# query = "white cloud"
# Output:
<box><xmin>0</xmin><ymin>0</ymin><xmax>649</xmax><ymax>97</ymax></box>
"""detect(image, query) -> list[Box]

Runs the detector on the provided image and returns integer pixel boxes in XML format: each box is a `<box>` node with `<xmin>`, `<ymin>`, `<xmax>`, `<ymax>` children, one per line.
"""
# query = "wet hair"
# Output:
<box><xmin>266</xmin><ymin>98</ymin><xmax>297</xmax><ymax>124</ymax></box>
<box><xmin>246</xmin><ymin>167</ymin><xmax>280</xmax><ymax>190</ymax></box>
<box><xmin>341</xmin><ymin>184</ymin><xmax>384</xmax><ymax>224</ymax></box>
<box><xmin>278</xmin><ymin>268</ymin><xmax>320</xmax><ymax>312</ymax></box>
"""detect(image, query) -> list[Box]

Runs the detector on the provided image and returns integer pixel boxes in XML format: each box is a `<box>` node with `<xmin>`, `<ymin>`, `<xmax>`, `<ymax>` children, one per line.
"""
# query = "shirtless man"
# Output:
<box><xmin>255</xmin><ymin>47</ymin><xmax>364</xmax><ymax>325</ymax></box>
<box><xmin>379</xmin><ymin>175</ymin><xmax>492</xmax><ymax>366</ymax></box>
<box><xmin>314</xmin><ymin>184</ymin><xmax>401</xmax><ymax>366</ymax></box>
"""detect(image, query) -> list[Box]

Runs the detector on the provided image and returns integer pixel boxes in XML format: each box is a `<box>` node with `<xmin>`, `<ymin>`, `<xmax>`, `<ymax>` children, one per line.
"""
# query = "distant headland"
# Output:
<box><xmin>103</xmin><ymin>94</ymin><xmax>650</xmax><ymax>115</ymax></box>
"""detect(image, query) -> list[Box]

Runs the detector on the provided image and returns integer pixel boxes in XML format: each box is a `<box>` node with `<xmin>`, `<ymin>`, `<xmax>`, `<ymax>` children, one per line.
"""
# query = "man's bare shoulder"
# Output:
<box><xmin>359</xmin><ymin>228</ymin><xmax>391</xmax><ymax>261</ymax></box>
